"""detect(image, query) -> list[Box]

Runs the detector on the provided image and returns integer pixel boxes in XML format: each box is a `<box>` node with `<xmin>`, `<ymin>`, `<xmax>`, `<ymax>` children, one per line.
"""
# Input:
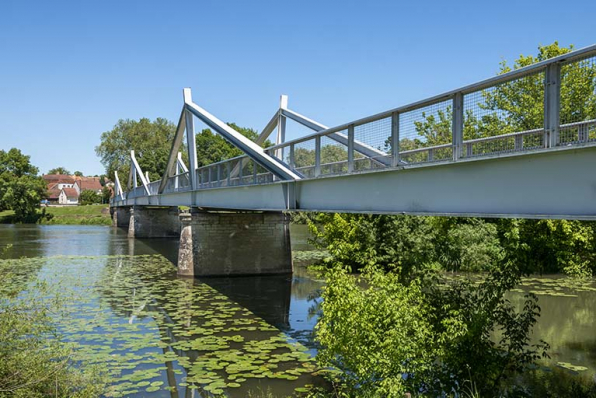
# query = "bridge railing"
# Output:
<box><xmin>178</xmin><ymin>156</ymin><xmax>277</xmax><ymax>189</ymax></box>
<box><xmin>262</xmin><ymin>45</ymin><xmax>596</xmax><ymax>177</ymax></box>
<box><xmin>162</xmin><ymin>172</ymin><xmax>192</xmax><ymax>194</ymax></box>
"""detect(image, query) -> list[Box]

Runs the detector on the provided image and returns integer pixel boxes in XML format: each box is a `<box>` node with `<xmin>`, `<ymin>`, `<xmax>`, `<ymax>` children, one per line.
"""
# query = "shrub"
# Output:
<box><xmin>315</xmin><ymin>264</ymin><xmax>549</xmax><ymax>397</ymax></box>
<box><xmin>79</xmin><ymin>189</ymin><xmax>101</xmax><ymax>205</ymax></box>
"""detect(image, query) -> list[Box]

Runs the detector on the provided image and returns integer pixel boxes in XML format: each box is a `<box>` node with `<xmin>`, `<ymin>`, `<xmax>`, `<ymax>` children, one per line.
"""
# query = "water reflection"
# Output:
<box><xmin>509</xmin><ymin>279</ymin><xmax>596</xmax><ymax>379</ymax></box>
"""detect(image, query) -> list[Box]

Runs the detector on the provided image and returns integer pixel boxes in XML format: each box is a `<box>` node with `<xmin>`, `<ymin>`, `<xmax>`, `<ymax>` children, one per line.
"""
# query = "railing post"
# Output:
<box><xmin>289</xmin><ymin>144</ymin><xmax>295</xmax><ymax>170</ymax></box>
<box><xmin>227</xmin><ymin>162</ymin><xmax>231</xmax><ymax>185</ymax></box>
<box><xmin>347</xmin><ymin>124</ymin><xmax>355</xmax><ymax>173</ymax></box>
<box><xmin>578</xmin><ymin>124</ymin><xmax>588</xmax><ymax>142</ymax></box>
<box><xmin>315</xmin><ymin>136</ymin><xmax>321</xmax><ymax>177</ymax></box>
<box><xmin>514</xmin><ymin>135</ymin><xmax>523</xmax><ymax>151</ymax></box>
<box><xmin>544</xmin><ymin>63</ymin><xmax>561</xmax><ymax>148</ymax></box>
<box><xmin>217</xmin><ymin>164</ymin><xmax>222</xmax><ymax>187</ymax></box>
<box><xmin>391</xmin><ymin>112</ymin><xmax>400</xmax><ymax>167</ymax></box>
<box><xmin>452</xmin><ymin>92</ymin><xmax>464</xmax><ymax>161</ymax></box>
<box><xmin>253</xmin><ymin>161</ymin><xmax>257</xmax><ymax>184</ymax></box>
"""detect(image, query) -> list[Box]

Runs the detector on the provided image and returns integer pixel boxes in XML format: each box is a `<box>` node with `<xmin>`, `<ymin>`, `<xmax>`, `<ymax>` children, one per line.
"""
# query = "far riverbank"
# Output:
<box><xmin>0</xmin><ymin>204</ymin><xmax>112</xmax><ymax>225</ymax></box>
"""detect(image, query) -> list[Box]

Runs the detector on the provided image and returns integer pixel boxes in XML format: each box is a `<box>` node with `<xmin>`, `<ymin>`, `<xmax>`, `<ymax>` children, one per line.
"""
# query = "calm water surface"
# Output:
<box><xmin>0</xmin><ymin>224</ymin><xmax>595</xmax><ymax>395</ymax></box>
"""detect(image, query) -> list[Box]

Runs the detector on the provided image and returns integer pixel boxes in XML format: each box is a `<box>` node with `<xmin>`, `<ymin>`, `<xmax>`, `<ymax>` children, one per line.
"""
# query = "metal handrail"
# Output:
<box><xmin>265</xmin><ymin>45</ymin><xmax>596</xmax><ymax>151</ymax></box>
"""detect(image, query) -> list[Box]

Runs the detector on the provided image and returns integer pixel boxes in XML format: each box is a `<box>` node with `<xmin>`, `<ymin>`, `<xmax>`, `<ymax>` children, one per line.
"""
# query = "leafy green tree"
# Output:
<box><xmin>0</xmin><ymin>149</ymin><xmax>47</xmax><ymax>222</ymax></box>
<box><xmin>195</xmin><ymin>123</ymin><xmax>272</xmax><ymax>167</ymax></box>
<box><xmin>47</xmin><ymin>166</ymin><xmax>70</xmax><ymax>175</ymax></box>
<box><xmin>316</xmin><ymin>266</ymin><xmax>465</xmax><ymax>397</ymax></box>
<box><xmin>316</xmin><ymin>264</ymin><xmax>548</xmax><ymax>397</ymax></box>
<box><xmin>73</xmin><ymin>170</ymin><xmax>83</xmax><ymax>177</ymax></box>
<box><xmin>101</xmin><ymin>186</ymin><xmax>112</xmax><ymax>204</ymax></box>
<box><xmin>95</xmin><ymin>118</ymin><xmax>179</xmax><ymax>187</ymax></box>
<box><xmin>482</xmin><ymin>42</ymin><xmax>596</xmax><ymax>132</ymax></box>
<box><xmin>79</xmin><ymin>189</ymin><xmax>101</xmax><ymax>206</ymax></box>
<box><xmin>423</xmin><ymin>263</ymin><xmax>549</xmax><ymax>396</ymax></box>
<box><xmin>494</xmin><ymin>218</ymin><xmax>596</xmax><ymax>277</ymax></box>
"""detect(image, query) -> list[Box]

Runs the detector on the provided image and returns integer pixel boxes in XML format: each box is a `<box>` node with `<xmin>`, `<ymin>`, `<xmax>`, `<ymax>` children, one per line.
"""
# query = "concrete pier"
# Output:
<box><xmin>126</xmin><ymin>206</ymin><xmax>181</xmax><ymax>239</ymax></box>
<box><xmin>111</xmin><ymin>206</ymin><xmax>131</xmax><ymax>228</ymax></box>
<box><xmin>177</xmin><ymin>210</ymin><xmax>292</xmax><ymax>277</ymax></box>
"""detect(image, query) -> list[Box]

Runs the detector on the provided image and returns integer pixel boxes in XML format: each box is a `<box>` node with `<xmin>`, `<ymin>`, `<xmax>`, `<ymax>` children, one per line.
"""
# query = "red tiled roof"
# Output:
<box><xmin>62</xmin><ymin>188</ymin><xmax>78</xmax><ymax>198</ymax></box>
<box><xmin>47</xmin><ymin>187</ymin><xmax>61</xmax><ymax>199</ymax></box>
<box><xmin>43</xmin><ymin>174</ymin><xmax>75</xmax><ymax>183</ymax></box>
<box><xmin>75</xmin><ymin>177</ymin><xmax>103</xmax><ymax>191</ymax></box>
<box><xmin>47</xmin><ymin>180</ymin><xmax>74</xmax><ymax>190</ymax></box>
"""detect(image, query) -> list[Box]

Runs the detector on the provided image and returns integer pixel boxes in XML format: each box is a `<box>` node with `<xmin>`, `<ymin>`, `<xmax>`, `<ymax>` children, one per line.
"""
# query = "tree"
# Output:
<box><xmin>79</xmin><ymin>189</ymin><xmax>101</xmax><ymax>206</ymax></box>
<box><xmin>101</xmin><ymin>186</ymin><xmax>112</xmax><ymax>204</ymax></box>
<box><xmin>195</xmin><ymin>123</ymin><xmax>272</xmax><ymax>167</ymax></box>
<box><xmin>482</xmin><ymin>42</ymin><xmax>596</xmax><ymax>133</ymax></box>
<box><xmin>48</xmin><ymin>166</ymin><xmax>70</xmax><ymax>175</ymax></box>
<box><xmin>74</xmin><ymin>171</ymin><xmax>83</xmax><ymax>177</ymax></box>
<box><xmin>0</xmin><ymin>148</ymin><xmax>47</xmax><ymax>221</ymax></box>
<box><xmin>316</xmin><ymin>264</ymin><xmax>548</xmax><ymax>397</ymax></box>
<box><xmin>95</xmin><ymin>118</ymin><xmax>179</xmax><ymax>188</ymax></box>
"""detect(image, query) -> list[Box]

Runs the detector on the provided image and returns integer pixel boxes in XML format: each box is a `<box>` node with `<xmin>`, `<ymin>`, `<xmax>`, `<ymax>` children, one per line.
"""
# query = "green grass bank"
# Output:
<box><xmin>0</xmin><ymin>205</ymin><xmax>112</xmax><ymax>225</ymax></box>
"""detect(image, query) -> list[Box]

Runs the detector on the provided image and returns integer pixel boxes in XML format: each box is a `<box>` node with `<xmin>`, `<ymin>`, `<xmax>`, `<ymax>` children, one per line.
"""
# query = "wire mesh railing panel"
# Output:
<box><xmin>128</xmin><ymin>186</ymin><xmax>146</xmax><ymax>199</ymax></box>
<box><xmin>240</xmin><ymin>158</ymin><xmax>256</xmax><ymax>185</ymax></box>
<box><xmin>255</xmin><ymin>163</ymin><xmax>274</xmax><ymax>184</ymax></box>
<box><xmin>164</xmin><ymin>171</ymin><xmax>191</xmax><ymax>194</ymax></box>
<box><xmin>320</xmin><ymin>132</ymin><xmax>349</xmax><ymax>176</ymax></box>
<box><xmin>267</xmin><ymin>144</ymin><xmax>292</xmax><ymax>166</ymax></box>
<box><xmin>399</xmin><ymin>144</ymin><xmax>452</xmax><ymax>164</ymax></box>
<box><xmin>198</xmin><ymin>168</ymin><xmax>208</xmax><ymax>189</ymax></box>
<box><xmin>353</xmin><ymin>117</ymin><xmax>391</xmax><ymax>171</ymax></box>
<box><xmin>399</xmin><ymin>99</ymin><xmax>453</xmax><ymax>164</ymax></box>
<box><xmin>462</xmin><ymin>71</ymin><xmax>545</xmax><ymax>157</ymax></box>
<box><xmin>147</xmin><ymin>181</ymin><xmax>160</xmax><ymax>195</ymax></box>
<box><xmin>559</xmin><ymin>56</ymin><xmax>596</xmax><ymax>145</ymax></box>
<box><xmin>293</xmin><ymin>138</ymin><xmax>316</xmax><ymax>178</ymax></box>
<box><xmin>227</xmin><ymin>158</ymin><xmax>243</xmax><ymax>187</ymax></box>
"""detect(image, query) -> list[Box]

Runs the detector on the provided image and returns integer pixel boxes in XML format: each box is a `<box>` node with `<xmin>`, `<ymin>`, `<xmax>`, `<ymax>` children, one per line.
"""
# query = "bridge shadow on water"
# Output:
<box><xmin>119</xmin><ymin>231</ymin><xmax>296</xmax><ymax>332</ymax></box>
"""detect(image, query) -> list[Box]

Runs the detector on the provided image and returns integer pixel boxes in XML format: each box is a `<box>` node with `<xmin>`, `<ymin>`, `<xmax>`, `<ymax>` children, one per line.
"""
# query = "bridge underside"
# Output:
<box><xmin>112</xmin><ymin>145</ymin><xmax>596</xmax><ymax>220</ymax></box>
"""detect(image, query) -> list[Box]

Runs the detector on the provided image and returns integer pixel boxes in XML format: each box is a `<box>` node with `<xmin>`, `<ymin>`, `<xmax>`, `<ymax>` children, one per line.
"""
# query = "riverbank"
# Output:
<box><xmin>0</xmin><ymin>205</ymin><xmax>112</xmax><ymax>225</ymax></box>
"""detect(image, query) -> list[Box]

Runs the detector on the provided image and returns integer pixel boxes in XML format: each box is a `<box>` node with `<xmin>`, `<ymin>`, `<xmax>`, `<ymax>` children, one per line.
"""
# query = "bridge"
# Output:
<box><xmin>110</xmin><ymin>44</ymin><xmax>596</xmax><ymax>277</ymax></box>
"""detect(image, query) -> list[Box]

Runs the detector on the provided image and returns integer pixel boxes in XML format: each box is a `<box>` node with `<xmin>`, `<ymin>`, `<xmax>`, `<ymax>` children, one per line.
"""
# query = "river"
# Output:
<box><xmin>0</xmin><ymin>224</ymin><xmax>595</xmax><ymax>396</ymax></box>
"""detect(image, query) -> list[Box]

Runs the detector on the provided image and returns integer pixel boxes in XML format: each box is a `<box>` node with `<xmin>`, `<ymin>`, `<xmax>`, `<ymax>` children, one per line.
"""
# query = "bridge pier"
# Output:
<box><xmin>177</xmin><ymin>210</ymin><xmax>293</xmax><ymax>277</ymax></box>
<box><xmin>126</xmin><ymin>206</ymin><xmax>181</xmax><ymax>239</ymax></box>
<box><xmin>111</xmin><ymin>206</ymin><xmax>131</xmax><ymax>228</ymax></box>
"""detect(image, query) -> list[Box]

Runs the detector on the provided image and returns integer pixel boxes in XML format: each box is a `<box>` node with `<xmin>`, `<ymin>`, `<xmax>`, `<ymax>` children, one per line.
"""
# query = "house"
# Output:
<box><xmin>58</xmin><ymin>188</ymin><xmax>79</xmax><ymax>205</ymax></box>
<box><xmin>43</xmin><ymin>174</ymin><xmax>76</xmax><ymax>204</ymax></box>
<box><xmin>73</xmin><ymin>176</ymin><xmax>103</xmax><ymax>195</ymax></box>
<box><xmin>42</xmin><ymin>174</ymin><xmax>105</xmax><ymax>205</ymax></box>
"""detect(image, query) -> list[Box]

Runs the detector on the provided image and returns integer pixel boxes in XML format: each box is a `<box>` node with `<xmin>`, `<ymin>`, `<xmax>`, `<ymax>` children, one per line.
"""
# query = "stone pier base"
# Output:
<box><xmin>127</xmin><ymin>206</ymin><xmax>181</xmax><ymax>239</ymax></box>
<box><xmin>178</xmin><ymin>210</ymin><xmax>293</xmax><ymax>277</ymax></box>
<box><xmin>111</xmin><ymin>206</ymin><xmax>131</xmax><ymax>228</ymax></box>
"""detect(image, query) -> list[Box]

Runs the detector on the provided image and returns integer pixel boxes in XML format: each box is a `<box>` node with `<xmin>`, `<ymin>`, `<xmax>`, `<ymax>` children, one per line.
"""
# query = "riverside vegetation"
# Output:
<box><xmin>305</xmin><ymin>213</ymin><xmax>596</xmax><ymax>397</ymax></box>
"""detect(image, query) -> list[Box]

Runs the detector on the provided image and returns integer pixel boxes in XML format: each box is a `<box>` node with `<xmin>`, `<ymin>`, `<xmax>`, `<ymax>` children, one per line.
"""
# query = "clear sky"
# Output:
<box><xmin>1</xmin><ymin>0</ymin><xmax>594</xmax><ymax>176</ymax></box>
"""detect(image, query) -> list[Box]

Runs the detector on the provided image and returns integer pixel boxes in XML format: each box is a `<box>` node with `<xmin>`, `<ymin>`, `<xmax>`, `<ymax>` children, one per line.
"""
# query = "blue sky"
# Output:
<box><xmin>1</xmin><ymin>0</ymin><xmax>594</xmax><ymax>176</ymax></box>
